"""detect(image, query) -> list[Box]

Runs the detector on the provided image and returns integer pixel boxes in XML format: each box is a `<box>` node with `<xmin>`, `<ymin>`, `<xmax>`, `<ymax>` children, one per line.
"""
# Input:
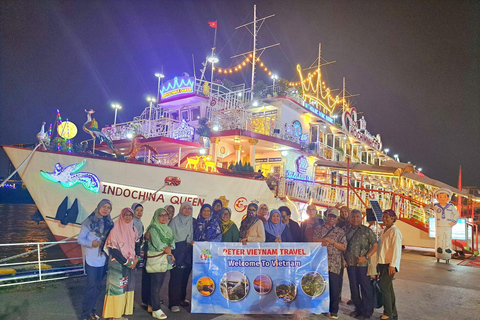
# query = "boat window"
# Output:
<box><xmin>310</xmin><ymin>126</ymin><xmax>318</xmax><ymax>142</ymax></box>
<box><xmin>191</xmin><ymin>107</ymin><xmax>201</xmax><ymax>120</ymax></box>
<box><xmin>170</xmin><ymin>111</ymin><xmax>179</xmax><ymax>121</ymax></box>
<box><xmin>181</xmin><ymin>110</ymin><xmax>189</xmax><ymax>121</ymax></box>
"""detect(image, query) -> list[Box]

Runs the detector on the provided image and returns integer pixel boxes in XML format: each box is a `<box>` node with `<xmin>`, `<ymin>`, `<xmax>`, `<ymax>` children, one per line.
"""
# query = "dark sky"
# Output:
<box><xmin>1</xmin><ymin>0</ymin><xmax>479</xmax><ymax>188</ymax></box>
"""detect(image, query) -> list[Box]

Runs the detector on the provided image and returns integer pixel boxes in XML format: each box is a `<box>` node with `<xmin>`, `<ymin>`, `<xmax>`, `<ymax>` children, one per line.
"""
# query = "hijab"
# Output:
<box><xmin>194</xmin><ymin>204</ymin><xmax>222</xmax><ymax>241</ymax></box>
<box><xmin>169</xmin><ymin>201</ymin><xmax>194</xmax><ymax>243</ymax></box>
<box><xmin>105</xmin><ymin>207</ymin><xmax>138</xmax><ymax>260</ymax></box>
<box><xmin>131</xmin><ymin>203</ymin><xmax>144</xmax><ymax>238</ymax></box>
<box><xmin>220</xmin><ymin>207</ymin><xmax>235</xmax><ymax>234</ymax></box>
<box><xmin>164</xmin><ymin>205</ymin><xmax>175</xmax><ymax>220</ymax></box>
<box><xmin>239</xmin><ymin>203</ymin><xmax>259</xmax><ymax>239</ymax></box>
<box><xmin>264</xmin><ymin>209</ymin><xmax>286</xmax><ymax>237</ymax></box>
<box><xmin>147</xmin><ymin>208</ymin><xmax>174</xmax><ymax>251</ymax></box>
<box><xmin>81</xmin><ymin>199</ymin><xmax>114</xmax><ymax>241</ymax></box>
<box><xmin>211</xmin><ymin>199</ymin><xmax>224</xmax><ymax>220</ymax></box>
<box><xmin>258</xmin><ymin>203</ymin><xmax>270</xmax><ymax>223</ymax></box>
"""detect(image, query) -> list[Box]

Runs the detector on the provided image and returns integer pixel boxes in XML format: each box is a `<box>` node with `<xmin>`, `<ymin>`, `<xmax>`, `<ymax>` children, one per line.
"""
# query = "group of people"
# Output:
<box><xmin>78</xmin><ymin>198</ymin><xmax>402</xmax><ymax>320</ymax></box>
<box><xmin>314</xmin><ymin>205</ymin><xmax>403</xmax><ymax>320</ymax></box>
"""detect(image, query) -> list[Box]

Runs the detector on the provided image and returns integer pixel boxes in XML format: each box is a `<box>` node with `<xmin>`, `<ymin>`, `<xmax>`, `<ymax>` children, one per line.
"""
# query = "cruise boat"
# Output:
<box><xmin>2</xmin><ymin>7</ymin><xmax>478</xmax><ymax>260</ymax></box>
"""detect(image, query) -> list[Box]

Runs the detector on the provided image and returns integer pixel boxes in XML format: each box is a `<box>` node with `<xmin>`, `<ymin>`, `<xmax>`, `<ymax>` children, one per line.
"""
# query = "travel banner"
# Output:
<box><xmin>191</xmin><ymin>242</ymin><xmax>329</xmax><ymax>314</ymax></box>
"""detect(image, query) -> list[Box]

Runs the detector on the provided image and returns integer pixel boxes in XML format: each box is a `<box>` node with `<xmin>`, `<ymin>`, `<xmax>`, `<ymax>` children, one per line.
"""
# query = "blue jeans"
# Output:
<box><xmin>81</xmin><ymin>262</ymin><xmax>107</xmax><ymax>319</ymax></box>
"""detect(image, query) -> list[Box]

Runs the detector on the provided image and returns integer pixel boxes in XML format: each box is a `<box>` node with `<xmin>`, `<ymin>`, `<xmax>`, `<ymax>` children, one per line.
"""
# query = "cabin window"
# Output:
<box><xmin>310</xmin><ymin>126</ymin><xmax>318</xmax><ymax>143</ymax></box>
<box><xmin>191</xmin><ymin>107</ymin><xmax>201</xmax><ymax>120</ymax></box>
<box><xmin>181</xmin><ymin>110</ymin><xmax>189</xmax><ymax>121</ymax></box>
<box><xmin>170</xmin><ymin>111</ymin><xmax>179</xmax><ymax>121</ymax></box>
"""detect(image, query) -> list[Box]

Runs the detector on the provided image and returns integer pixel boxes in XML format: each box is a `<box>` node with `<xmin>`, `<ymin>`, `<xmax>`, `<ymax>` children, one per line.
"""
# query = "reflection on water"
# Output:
<box><xmin>0</xmin><ymin>204</ymin><xmax>67</xmax><ymax>263</ymax></box>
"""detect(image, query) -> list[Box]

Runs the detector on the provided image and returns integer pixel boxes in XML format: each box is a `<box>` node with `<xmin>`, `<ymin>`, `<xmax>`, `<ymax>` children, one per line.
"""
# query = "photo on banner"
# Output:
<box><xmin>191</xmin><ymin>242</ymin><xmax>329</xmax><ymax>314</ymax></box>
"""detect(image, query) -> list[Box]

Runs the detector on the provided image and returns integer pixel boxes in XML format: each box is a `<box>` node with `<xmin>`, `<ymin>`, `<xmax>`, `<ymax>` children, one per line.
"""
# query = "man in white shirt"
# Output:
<box><xmin>378</xmin><ymin>209</ymin><xmax>402</xmax><ymax>320</ymax></box>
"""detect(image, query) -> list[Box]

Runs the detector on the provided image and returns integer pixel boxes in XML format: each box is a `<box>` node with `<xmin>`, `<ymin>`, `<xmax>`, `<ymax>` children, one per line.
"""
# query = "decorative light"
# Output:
<box><xmin>384</xmin><ymin>148</ymin><xmax>390</xmax><ymax>154</ymax></box>
<box><xmin>234</xmin><ymin>136</ymin><xmax>240</xmax><ymax>143</ymax></box>
<box><xmin>252</xmin><ymin>101</ymin><xmax>259</xmax><ymax>107</ymax></box>
<box><xmin>418</xmin><ymin>168</ymin><xmax>423</xmax><ymax>172</ymax></box>
<box><xmin>212</xmin><ymin>124</ymin><xmax>219</xmax><ymax>131</ymax></box>
<box><xmin>199</xmin><ymin>148</ymin><xmax>207</xmax><ymax>155</ymax></box>
<box><xmin>126</xmin><ymin>133</ymin><xmax>133</xmax><ymax>139</ymax></box>
<box><xmin>155</xmin><ymin>73</ymin><xmax>165</xmax><ymax>79</ymax></box>
<box><xmin>281</xmin><ymin>150</ymin><xmax>288</xmax><ymax>157</ymax></box>
<box><xmin>40</xmin><ymin>160</ymin><xmax>100</xmax><ymax>193</ymax></box>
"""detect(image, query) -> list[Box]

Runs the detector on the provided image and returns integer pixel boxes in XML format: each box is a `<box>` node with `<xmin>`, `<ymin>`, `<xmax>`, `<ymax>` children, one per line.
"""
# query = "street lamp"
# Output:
<box><xmin>111</xmin><ymin>103</ymin><xmax>122</xmax><ymax>126</ymax></box>
<box><xmin>208</xmin><ymin>55</ymin><xmax>219</xmax><ymax>83</ymax></box>
<box><xmin>155</xmin><ymin>73</ymin><xmax>165</xmax><ymax>104</ymax></box>
<box><xmin>271</xmin><ymin>74</ymin><xmax>278</xmax><ymax>94</ymax></box>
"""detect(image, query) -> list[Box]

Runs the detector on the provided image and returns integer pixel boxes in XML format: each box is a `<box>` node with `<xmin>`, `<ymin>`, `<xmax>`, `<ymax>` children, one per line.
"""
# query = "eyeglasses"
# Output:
<box><xmin>124</xmin><ymin>213</ymin><xmax>133</xmax><ymax>217</ymax></box>
<box><xmin>158</xmin><ymin>214</ymin><xmax>168</xmax><ymax>217</ymax></box>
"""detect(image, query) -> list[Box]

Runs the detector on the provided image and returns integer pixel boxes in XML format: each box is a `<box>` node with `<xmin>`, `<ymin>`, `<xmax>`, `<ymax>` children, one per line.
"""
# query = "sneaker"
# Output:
<box><xmin>171</xmin><ymin>306</ymin><xmax>180</xmax><ymax>313</ymax></box>
<box><xmin>152</xmin><ymin>309</ymin><xmax>167</xmax><ymax>319</ymax></box>
<box><xmin>180</xmin><ymin>299</ymin><xmax>190</xmax><ymax>307</ymax></box>
<box><xmin>329</xmin><ymin>313</ymin><xmax>339</xmax><ymax>319</ymax></box>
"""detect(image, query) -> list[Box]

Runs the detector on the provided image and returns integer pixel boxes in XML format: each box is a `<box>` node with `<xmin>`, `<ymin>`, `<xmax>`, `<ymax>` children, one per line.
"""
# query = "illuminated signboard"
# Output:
<box><xmin>428</xmin><ymin>217</ymin><xmax>467</xmax><ymax>240</ymax></box>
<box><xmin>303</xmin><ymin>102</ymin><xmax>334</xmax><ymax>124</ymax></box>
<box><xmin>342</xmin><ymin>107</ymin><xmax>382</xmax><ymax>151</ymax></box>
<box><xmin>160</xmin><ymin>77</ymin><xmax>195</xmax><ymax>101</ymax></box>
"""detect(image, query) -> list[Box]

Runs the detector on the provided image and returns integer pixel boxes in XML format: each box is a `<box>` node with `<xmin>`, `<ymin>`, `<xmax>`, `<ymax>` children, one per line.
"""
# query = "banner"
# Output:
<box><xmin>191</xmin><ymin>242</ymin><xmax>330</xmax><ymax>314</ymax></box>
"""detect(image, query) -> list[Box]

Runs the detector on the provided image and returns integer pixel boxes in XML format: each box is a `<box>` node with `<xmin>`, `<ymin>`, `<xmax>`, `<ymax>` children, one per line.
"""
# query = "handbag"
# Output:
<box><xmin>146</xmin><ymin>252</ymin><xmax>168</xmax><ymax>273</ymax></box>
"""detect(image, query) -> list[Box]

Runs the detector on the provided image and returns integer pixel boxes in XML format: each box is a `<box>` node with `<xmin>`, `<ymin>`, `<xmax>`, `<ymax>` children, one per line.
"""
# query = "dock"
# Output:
<box><xmin>1</xmin><ymin>251</ymin><xmax>479</xmax><ymax>320</ymax></box>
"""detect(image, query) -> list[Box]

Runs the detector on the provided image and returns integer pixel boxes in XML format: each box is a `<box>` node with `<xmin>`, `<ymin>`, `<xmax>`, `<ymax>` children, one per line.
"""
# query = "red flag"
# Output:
<box><xmin>208</xmin><ymin>21</ymin><xmax>217</xmax><ymax>29</ymax></box>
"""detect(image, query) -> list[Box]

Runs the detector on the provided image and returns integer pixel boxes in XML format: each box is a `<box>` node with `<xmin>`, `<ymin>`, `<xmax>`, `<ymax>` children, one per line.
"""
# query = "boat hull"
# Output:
<box><xmin>3</xmin><ymin>146</ymin><xmax>284</xmax><ymax>257</ymax></box>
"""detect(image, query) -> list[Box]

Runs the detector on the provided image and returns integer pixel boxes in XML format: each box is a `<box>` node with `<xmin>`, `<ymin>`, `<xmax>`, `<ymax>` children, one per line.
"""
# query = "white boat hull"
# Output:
<box><xmin>3</xmin><ymin>146</ymin><xmax>284</xmax><ymax>243</ymax></box>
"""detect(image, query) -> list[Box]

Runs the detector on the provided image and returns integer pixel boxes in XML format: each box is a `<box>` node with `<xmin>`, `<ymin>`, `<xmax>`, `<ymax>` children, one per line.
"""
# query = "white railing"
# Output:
<box><xmin>277</xmin><ymin>177</ymin><xmax>429</xmax><ymax>223</ymax></box>
<box><xmin>0</xmin><ymin>240</ymin><xmax>84</xmax><ymax>287</ymax></box>
<box><xmin>102</xmin><ymin>118</ymin><xmax>185</xmax><ymax>141</ymax></box>
<box><xmin>312</xmin><ymin>141</ymin><xmax>345</xmax><ymax>161</ymax></box>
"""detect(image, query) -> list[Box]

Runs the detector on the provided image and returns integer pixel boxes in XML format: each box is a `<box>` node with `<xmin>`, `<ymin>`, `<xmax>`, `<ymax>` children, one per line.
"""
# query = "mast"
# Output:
<box><xmin>233</xmin><ymin>6</ymin><xmax>278</xmax><ymax>90</ymax></box>
<box><xmin>251</xmin><ymin>5</ymin><xmax>257</xmax><ymax>90</ymax></box>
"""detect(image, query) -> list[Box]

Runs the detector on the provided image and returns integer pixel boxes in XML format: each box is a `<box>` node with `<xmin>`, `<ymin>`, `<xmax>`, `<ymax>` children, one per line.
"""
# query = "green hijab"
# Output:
<box><xmin>147</xmin><ymin>208</ymin><xmax>174</xmax><ymax>251</ymax></box>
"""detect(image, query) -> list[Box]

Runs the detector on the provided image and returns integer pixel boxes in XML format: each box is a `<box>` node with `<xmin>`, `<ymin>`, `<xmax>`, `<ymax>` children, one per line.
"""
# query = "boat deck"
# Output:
<box><xmin>1</xmin><ymin>251</ymin><xmax>479</xmax><ymax>320</ymax></box>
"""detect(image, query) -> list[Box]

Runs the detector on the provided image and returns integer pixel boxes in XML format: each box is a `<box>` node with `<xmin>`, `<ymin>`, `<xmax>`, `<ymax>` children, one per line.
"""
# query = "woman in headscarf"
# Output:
<box><xmin>146</xmin><ymin>208</ymin><xmax>175</xmax><ymax>319</ymax></box>
<box><xmin>193</xmin><ymin>204</ymin><xmax>222</xmax><ymax>242</ymax></box>
<box><xmin>264</xmin><ymin>209</ymin><xmax>294</xmax><ymax>242</ymax></box>
<box><xmin>220</xmin><ymin>207</ymin><xmax>239</xmax><ymax>242</ymax></box>
<box><xmin>258</xmin><ymin>203</ymin><xmax>270</xmax><ymax>223</ymax></box>
<box><xmin>239</xmin><ymin>203</ymin><xmax>265</xmax><ymax>244</ymax></box>
<box><xmin>103</xmin><ymin>208</ymin><xmax>140</xmax><ymax>320</ymax></box>
<box><xmin>78</xmin><ymin>199</ymin><xmax>114</xmax><ymax>320</ymax></box>
<box><xmin>211</xmin><ymin>199</ymin><xmax>223</xmax><ymax>220</ymax></box>
<box><xmin>165</xmin><ymin>205</ymin><xmax>175</xmax><ymax>221</ymax></box>
<box><xmin>168</xmin><ymin>202</ymin><xmax>194</xmax><ymax>313</ymax></box>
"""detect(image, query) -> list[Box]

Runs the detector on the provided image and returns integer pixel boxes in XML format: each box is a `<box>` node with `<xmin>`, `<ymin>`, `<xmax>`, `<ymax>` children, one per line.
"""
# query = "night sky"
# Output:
<box><xmin>1</xmin><ymin>0</ymin><xmax>479</xmax><ymax>188</ymax></box>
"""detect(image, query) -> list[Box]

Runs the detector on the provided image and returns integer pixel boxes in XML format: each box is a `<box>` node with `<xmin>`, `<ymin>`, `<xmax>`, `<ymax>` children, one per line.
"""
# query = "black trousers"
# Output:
<box><xmin>141</xmin><ymin>265</ymin><xmax>151</xmax><ymax>305</ymax></box>
<box><xmin>329</xmin><ymin>270</ymin><xmax>343</xmax><ymax>314</ymax></box>
<box><xmin>168</xmin><ymin>265</ymin><xmax>192</xmax><ymax>308</ymax></box>
<box><xmin>378</xmin><ymin>264</ymin><xmax>398</xmax><ymax>318</ymax></box>
<box><xmin>150</xmin><ymin>272</ymin><xmax>167</xmax><ymax>311</ymax></box>
<box><xmin>81</xmin><ymin>262</ymin><xmax>107</xmax><ymax>319</ymax></box>
<box><xmin>347</xmin><ymin>266</ymin><xmax>374</xmax><ymax>317</ymax></box>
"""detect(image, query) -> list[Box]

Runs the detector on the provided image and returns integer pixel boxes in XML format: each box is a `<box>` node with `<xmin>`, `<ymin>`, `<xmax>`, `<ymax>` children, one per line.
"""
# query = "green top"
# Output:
<box><xmin>146</xmin><ymin>208</ymin><xmax>175</xmax><ymax>270</ymax></box>
<box><xmin>221</xmin><ymin>223</ymin><xmax>240</xmax><ymax>242</ymax></box>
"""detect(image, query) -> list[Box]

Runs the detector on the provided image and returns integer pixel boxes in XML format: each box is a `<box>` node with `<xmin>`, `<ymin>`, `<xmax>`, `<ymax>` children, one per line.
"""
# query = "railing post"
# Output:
<box><xmin>37</xmin><ymin>243</ymin><xmax>42</xmax><ymax>281</ymax></box>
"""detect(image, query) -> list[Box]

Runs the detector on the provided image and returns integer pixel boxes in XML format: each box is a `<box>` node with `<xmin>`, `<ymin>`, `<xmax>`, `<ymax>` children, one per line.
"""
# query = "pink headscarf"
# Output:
<box><xmin>105</xmin><ymin>207</ymin><xmax>138</xmax><ymax>260</ymax></box>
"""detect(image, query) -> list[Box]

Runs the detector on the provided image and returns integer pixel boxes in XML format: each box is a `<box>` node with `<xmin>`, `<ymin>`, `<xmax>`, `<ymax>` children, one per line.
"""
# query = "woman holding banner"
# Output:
<box><xmin>264</xmin><ymin>209</ymin><xmax>294</xmax><ymax>242</ymax></box>
<box><xmin>220</xmin><ymin>207</ymin><xmax>239</xmax><ymax>242</ymax></box>
<box><xmin>168</xmin><ymin>202</ymin><xmax>194</xmax><ymax>313</ymax></box>
<box><xmin>239</xmin><ymin>203</ymin><xmax>265</xmax><ymax>244</ymax></box>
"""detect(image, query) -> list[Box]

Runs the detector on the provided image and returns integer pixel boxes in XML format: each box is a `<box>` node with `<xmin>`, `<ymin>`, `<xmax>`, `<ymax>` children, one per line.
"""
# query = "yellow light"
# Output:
<box><xmin>234</xmin><ymin>67</ymin><xmax>238</xmax><ymax>71</ymax></box>
<box><xmin>264</xmin><ymin>67</ymin><xmax>267</xmax><ymax>71</ymax></box>
<box><xmin>238</xmin><ymin>65</ymin><xmax>242</xmax><ymax>69</ymax></box>
<box><xmin>218</xmin><ymin>68</ymin><xmax>222</xmax><ymax>72</ymax></box>
<box><xmin>212</xmin><ymin>67</ymin><xmax>215</xmax><ymax>70</ymax></box>
<box><xmin>229</xmin><ymin>69</ymin><xmax>232</xmax><ymax>73</ymax></box>
<box><xmin>256</xmin><ymin>58</ymin><xmax>260</xmax><ymax>61</ymax></box>
<box><xmin>268</xmin><ymin>71</ymin><xmax>272</xmax><ymax>75</ymax></box>
<box><xmin>242</xmin><ymin>62</ymin><xmax>246</xmax><ymax>66</ymax></box>
<box><xmin>260</xmin><ymin>62</ymin><xmax>264</xmax><ymax>67</ymax></box>
<box><xmin>249</xmin><ymin>54</ymin><xmax>253</xmax><ymax>58</ymax></box>
<box><xmin>246</xmin><ymin>58</ymin><xmax>250</xmax><ymax>62</ymax></box>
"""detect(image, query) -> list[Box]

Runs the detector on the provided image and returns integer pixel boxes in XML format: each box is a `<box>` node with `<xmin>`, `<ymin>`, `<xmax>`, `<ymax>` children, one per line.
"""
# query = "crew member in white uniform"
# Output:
<box><xmin>427</xmin><ymin>188</ymin><xmax>459</xmax><ymax>260</ymax></box>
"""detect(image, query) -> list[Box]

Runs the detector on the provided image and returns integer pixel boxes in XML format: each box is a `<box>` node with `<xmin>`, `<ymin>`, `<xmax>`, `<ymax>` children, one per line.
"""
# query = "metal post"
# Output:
<box><xmin>37</xmin><ymin>243</ymin><xmax>42</xmax><ymax>281</ymax></box>
<box><xmin>178</xmin><ymin>147</ymin><xmax>182</xmax><ymax>167</ymax></box>
<box><xmin>114</xmin><ymin>107</ymin><xmax>118</xmax><ymax>126</ymax></box>
<box><xmin>251</xmin><ymin>4</ymin><xmax>257</xmax><ymax>90</ymax></box>
<box><xmin>347</xmin><ymin>157</ymin><xmax>350</xmax><ymax>210</ymax></box>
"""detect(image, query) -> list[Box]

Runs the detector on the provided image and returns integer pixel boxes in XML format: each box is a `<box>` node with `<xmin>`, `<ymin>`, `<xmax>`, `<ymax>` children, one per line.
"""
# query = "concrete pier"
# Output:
<box><xmin>1</xmin><ymin>251</ymin><xmax>479</xmax><ymax>320</ymax></box>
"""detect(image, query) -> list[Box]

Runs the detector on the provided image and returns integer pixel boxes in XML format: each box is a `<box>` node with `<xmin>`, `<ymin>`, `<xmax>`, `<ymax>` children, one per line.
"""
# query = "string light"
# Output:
<box><xmin>213</xmin><ymin>55</ymin><xmax>274</xmax><ymax>77</ymax></box>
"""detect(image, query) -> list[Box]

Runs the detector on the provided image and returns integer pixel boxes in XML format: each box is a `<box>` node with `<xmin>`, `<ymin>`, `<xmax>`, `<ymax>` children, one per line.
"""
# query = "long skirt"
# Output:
<box><xmin>103</xmin><ymin>259</ymin><xmax>135</xmax><ymax>318</ymax></box>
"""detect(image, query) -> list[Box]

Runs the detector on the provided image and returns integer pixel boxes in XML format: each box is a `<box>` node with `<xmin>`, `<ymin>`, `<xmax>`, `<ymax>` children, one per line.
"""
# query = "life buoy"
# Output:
<box><xmin>210</xmin><ymin>98</ymin><xmax>217</xmax><ymax>106</ymax></box>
